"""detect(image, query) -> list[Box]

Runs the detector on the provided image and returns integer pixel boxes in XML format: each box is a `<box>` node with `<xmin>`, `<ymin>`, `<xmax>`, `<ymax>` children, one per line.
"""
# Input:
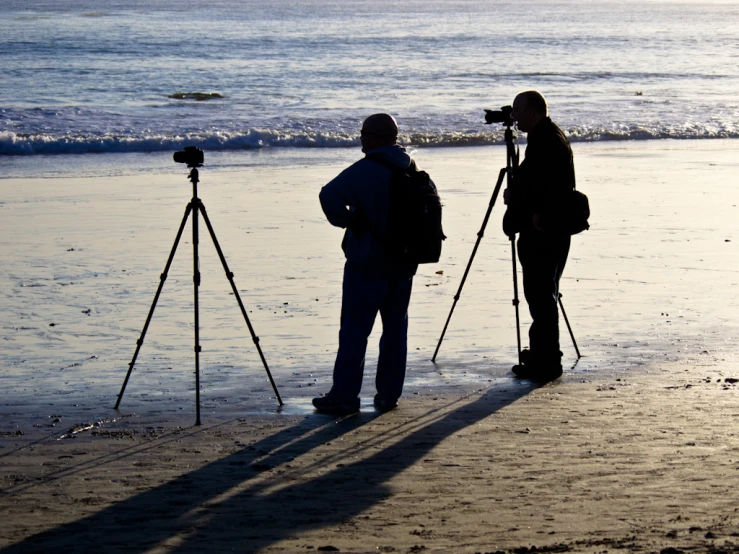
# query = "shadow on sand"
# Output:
<box><xmin>2</xmin><ymin>379</ymin><xmax>538</xmax><ymax>553</ymax></box>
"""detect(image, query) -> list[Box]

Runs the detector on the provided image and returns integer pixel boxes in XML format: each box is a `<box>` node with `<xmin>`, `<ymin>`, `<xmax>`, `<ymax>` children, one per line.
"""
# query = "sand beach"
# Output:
<box><xmin>2</xmin><ymin>139</ymin><xmax>739</xmax><ymax>552</ymax></box>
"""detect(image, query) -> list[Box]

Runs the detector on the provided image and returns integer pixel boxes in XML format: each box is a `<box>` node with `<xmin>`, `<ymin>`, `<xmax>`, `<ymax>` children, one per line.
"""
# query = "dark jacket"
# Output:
<box><xmin>319</xmin><ymin>145</ymin><xmax>419</xmax><ymax>278</ymax></box>
<box><xmin>504</xmin><ymin>117</ymin><xmax>575</xmax><ymax>236</ymax></box>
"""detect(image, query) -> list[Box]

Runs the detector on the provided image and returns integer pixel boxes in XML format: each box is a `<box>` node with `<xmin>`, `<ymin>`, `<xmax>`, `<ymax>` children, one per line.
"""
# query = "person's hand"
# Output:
<box><xmin>503</xmin><ymin>188</ymin><xmax>511</xmax><ymax>205</ymax></box>
<box><xmin>345</xmin><ymin>206</ymin><xmax>362</xmax><ymax>231</ymax></box>
<box><xmin>532</xmin><ymin>213</ymin><xmax>544</xmax><ymax>232</ymax></box>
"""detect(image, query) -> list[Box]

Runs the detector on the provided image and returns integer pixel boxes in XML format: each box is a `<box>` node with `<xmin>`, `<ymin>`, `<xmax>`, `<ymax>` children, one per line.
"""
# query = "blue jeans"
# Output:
<box><xmin>329</xmin><ymin>264</ymin><xmax>413</xmax><ymax>402</ymax></box>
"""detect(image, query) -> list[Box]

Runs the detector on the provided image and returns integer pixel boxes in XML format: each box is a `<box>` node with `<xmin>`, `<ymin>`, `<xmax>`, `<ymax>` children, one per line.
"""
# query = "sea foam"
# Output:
<box><xmin>2</xmin><ymin>124</ymin><xmax>738</xmax><ymax>156</ymax></box>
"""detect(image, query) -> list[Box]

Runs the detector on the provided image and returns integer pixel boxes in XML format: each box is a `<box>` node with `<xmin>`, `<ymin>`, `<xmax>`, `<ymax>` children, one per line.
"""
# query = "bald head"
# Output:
<box><xmin>511</xmin><ymin>91</ymin><xmax>548</xmax><ymax>133</ymax></box>
<box><xmin>515</xmin><ymin>91</ymin><xmax>548</xmax><ymax>116</ymax></box>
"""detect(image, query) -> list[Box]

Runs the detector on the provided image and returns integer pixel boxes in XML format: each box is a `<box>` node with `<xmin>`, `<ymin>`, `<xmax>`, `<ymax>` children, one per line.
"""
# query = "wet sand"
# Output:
<box><xmin>1</xmin><ymin>139</ymin><xmax>739</xmax><ymax>552</ymax></box>
<box><xmin>2</xmin><ymin>364</ymin><xmax>739</xmax><ymax>553</ymax></box>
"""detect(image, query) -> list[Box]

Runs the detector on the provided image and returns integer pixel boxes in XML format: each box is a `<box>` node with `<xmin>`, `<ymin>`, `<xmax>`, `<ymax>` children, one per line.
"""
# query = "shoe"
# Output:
<box><xmin>518</xmin><ymin>348</ymin><xmax>562</xmax><ymax>366</ymax></box>
<box><xmin>512</xmin><ymin>363</ymin><xmax>562</xmax><ymax>383</ymax></box>
<box><xmin>312</xmin><ymin>395</ymin><xmax>360</xmax><ymax>415</ymax></box>
<box><xmin>373</xmin><ymin>394</ymin><xmax>398</xmax><ymax>413</ymax></box>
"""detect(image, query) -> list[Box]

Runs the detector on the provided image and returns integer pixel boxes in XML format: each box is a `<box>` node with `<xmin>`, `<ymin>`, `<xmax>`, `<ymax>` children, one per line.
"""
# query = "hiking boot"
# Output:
<box><xmin>518</xmin><ymin>348</ymin><xmax>562</xmax><ymax>366</ymax></box>
<box><xmin>512</xmin><ymin>363</ymin><xmax>563</xmax><ymax>383</ymax></box>
<box><xmin>373</xmin><ymin>394</ymin><xmax>398</xmax><ymax>413</ymax></box>
<box><xmin>312</xmin><ymin>395</ymin><xmax>360</xmax><ymax>415</ymax></box>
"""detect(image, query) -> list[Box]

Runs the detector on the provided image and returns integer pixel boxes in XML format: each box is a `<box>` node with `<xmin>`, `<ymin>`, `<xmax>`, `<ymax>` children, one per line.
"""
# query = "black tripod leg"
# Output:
<box><xmin>192</xmin><ymin>200</ymin><xmax>202</xmax><ymax>426</ymax></box>
<box><xmin>115</xmin><ymin>203</ymin><xmax>193</xmax><ymax>409</ymax></box>
<box><xmin>558</xmin><ymin>293</ymin><xmax>581</xmax><ymax>358</ymax></box>
<box><xmin>198</xmin><ymin>203</ymin><xmax>283</xmax><ymax>406</ymax></box>
<box><xmin>432</xmin><ymin>168</ymin><xmax>506</xmax><ymax>362</ymax></box>
<box><xmin>511</xmin><ymin>235</ymin><xmax>522</xmax><ymax>365</ymax></box>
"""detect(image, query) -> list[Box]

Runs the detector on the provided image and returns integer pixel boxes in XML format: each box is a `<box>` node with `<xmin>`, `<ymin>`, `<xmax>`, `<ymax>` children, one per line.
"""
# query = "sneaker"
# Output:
<box><xmin>512</xmin><ymin>363</ymin><xmax>563</xmax><ymax>383</ymax></box>
<box><xmin>312</xmin><ymin>395</ymin><xmax>360</xmax><ymax>415</ymax></box>
<box><xmin>373</xmin><ymin>394</ymin><xmax>398</xmax><ymax>413</ymax></box>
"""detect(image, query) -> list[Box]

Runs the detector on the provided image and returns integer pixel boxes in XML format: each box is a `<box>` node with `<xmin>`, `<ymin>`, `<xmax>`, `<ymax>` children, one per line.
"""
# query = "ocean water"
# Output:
<box><xmin>1</xmin><ymin>0</ymin><xmax>738</xmax><ymax>165</ymax></box>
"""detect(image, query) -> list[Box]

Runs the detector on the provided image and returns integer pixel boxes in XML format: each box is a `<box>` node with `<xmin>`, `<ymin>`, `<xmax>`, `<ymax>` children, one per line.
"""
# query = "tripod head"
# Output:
<box><xmin>173</xmin><ymin>146</ymin><xmax>205</xmax><ymax>195</ymax></box>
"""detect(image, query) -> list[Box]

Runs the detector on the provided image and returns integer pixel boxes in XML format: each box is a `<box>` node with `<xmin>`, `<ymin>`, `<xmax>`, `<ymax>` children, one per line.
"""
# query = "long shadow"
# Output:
<box><xmin>1</xmin><ymin>379</ymin><xmax>537</xmax><ymax>553</ymax></box>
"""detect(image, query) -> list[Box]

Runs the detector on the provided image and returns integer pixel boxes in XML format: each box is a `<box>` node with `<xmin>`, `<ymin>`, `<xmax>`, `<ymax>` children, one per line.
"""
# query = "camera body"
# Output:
<box><xmin>484</xmin><ymin>105</ymin><xmax>513</xmax><ymax>126</ymax></box>
<box><xmin>173</xmin><ymin>146</ymin><xmax>204</xmax><ymax>167</ymax></box>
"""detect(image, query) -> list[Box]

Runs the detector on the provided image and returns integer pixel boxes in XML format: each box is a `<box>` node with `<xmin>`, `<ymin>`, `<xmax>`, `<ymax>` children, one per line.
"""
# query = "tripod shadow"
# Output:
<box><xmin>2</xmin><ymin>379</ymin><xmax>538</xmax><ymax>553</ymax></box>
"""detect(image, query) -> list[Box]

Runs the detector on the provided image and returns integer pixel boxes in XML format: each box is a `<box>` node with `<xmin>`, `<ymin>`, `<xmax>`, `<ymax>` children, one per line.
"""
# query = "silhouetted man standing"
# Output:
<box><xmin>504</xmin><ymin>91</ymin><xmax>575</xmax><ymax>382</ymax></box>
<box><xmin>314</xmin><ymin>114</ymin><xmax>428</xmax><ymax>414</ymax></box>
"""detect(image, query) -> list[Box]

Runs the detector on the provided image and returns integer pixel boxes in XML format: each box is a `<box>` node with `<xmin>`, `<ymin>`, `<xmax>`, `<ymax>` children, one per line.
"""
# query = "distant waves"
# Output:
<box><xmin>0</xmin><ymin>129</ymin><xmax>356</xmax><ymax>155</ymax></box>
<box><xmin>2</xmin><ymin>125</ymin><xmax>739</xmax><ymax>155</ymax></box>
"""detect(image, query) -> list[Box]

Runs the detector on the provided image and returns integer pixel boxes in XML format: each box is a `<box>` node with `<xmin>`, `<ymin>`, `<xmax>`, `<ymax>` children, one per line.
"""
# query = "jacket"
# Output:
<box><xmin>504</xmin><ymin>117</ymin><xmax>576</xmax><ymax>236</ymax></box>
<box><xmin>319</xmin><ymin>144</ymin><xmax>418</xmax><ymax>277</ymax></box>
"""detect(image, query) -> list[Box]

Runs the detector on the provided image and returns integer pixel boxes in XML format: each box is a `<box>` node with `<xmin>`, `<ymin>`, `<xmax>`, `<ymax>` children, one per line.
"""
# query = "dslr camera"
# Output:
<box><xmin>173</xmin><ymin>146</ymin><xmax>204</xmax><ymax>167</ymax></box>
<box><xmin>484</xmin><ymin>105</ymin><xmax>513</xmax><ymax>126</ymax></box>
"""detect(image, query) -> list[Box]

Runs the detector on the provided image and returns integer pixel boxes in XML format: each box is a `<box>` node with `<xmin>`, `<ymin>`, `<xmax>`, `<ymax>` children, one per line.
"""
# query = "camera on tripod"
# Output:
<box><xmin>173</xmin><ymin>146</ymin><xmax>204</xmax><ymax>167</ymax></box>
<box><xmin>116</xmin><ymin>146</ymin><xmax>283</xmax><ymax>425</ymax></box>
<box><xmin>484</xmin><ymin>105</ymin><xmax>513</xmax><ymax>126</ymax></box>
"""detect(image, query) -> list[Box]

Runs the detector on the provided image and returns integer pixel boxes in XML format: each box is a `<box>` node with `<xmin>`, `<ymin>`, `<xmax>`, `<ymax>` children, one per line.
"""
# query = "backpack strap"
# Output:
<box><xmin>364</xmin><ymin>153</ymin><xmax>416</xmax><ymax>174</ymax></box>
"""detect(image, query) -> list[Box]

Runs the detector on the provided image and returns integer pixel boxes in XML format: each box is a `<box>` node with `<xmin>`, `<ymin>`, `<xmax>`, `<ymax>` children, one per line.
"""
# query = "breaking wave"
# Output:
<box><xmin>1</xmin><ymin>124</ymin><xmax>738</xmax><ymax>155</ymax></box>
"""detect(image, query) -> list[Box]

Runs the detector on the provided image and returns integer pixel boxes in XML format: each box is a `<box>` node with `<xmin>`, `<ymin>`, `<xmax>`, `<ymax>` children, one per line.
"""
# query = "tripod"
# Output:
<box><xmin>432</xmin><ymin>122</ymin><xmax>580</xmax><ymax>365</ymax></box>
<box><xmin>115</xmin><ymin>159</ymin><xmax>283</xmax><ymax>425</ymax></box>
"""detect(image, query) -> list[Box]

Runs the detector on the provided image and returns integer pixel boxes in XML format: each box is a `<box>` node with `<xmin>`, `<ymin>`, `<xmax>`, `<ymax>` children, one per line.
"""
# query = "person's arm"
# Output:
<box><xmin>319</xmin><ymin>168</ymin><xmax>361</xmax><ymax>229</ymax></box>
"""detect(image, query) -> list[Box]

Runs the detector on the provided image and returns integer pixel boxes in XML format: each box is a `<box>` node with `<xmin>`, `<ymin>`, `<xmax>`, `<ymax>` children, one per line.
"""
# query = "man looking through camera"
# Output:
<box><xmin>313</xmin><ymin>114</ymin><xmax>431</xmax><ymax>414</ymax></box>
<box><xmin>504</xmin><ymin>90</ymin><xmax>575</xmax><ymax>382</ymax></box>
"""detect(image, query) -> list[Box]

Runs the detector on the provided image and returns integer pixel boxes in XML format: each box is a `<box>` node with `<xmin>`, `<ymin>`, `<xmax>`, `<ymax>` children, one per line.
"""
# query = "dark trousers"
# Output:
<box><xmin>330</xmin><ymin>263</ymin><xmax>413</xmax><ymax>402</ymax></box>
<box><xmin>517</xmin><ymin>232</ymin><xmax>571</xmax><ymax>365</ymax></box>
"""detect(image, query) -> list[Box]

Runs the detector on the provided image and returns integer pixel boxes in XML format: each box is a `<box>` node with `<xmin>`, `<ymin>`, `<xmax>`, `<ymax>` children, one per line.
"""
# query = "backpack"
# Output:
<box><xmin>566</xmin><ymin>189</ymin><xmax>590</xmax><ymax>235</ymax></box>
<box><xmin>365</xmin><ymin>154</ymin><xmax>446</xmax><ymax>264</ymax></box>
<box><xmin>550</xmin><ymin>188</ymin><xmax>590</xmax><ymax>235</ymax></box>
